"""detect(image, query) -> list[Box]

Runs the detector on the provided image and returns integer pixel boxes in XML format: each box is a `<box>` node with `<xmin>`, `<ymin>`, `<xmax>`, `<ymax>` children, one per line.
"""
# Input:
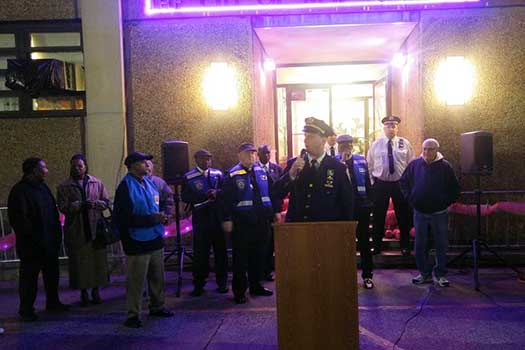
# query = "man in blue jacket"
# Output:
<box><xmin>400</xmin><ymin>139</ymin><xmax>461</xmax><ymax>287</ymax></box>
<box><xmin>114</xmin><ymin>152</ymin><xmax>174</xmax><ymax>328</ymax></box>
<box><xmin>337</xmin><ymin>134</ymin><xmax>375</xmax><ymax>289</ymax></box>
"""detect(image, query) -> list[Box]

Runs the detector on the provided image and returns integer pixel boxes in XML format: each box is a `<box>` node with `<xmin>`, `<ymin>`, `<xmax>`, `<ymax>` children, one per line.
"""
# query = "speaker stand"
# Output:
<box><xmin>448</xmin><ymin>175</ymin><xmax>524</xmax><ymax>290</ymax></box>
<box><xmin>164</xmin><ymin>183</ymin><xmax>192</xmax><ymax>297</ymax></box>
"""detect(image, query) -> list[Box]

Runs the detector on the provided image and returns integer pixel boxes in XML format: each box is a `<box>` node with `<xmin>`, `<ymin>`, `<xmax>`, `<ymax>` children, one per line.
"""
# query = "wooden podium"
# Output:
<box><xmin>273</xmin><ymin>221</ymin><xmax>358</xmax><ymax>350</ymax></box>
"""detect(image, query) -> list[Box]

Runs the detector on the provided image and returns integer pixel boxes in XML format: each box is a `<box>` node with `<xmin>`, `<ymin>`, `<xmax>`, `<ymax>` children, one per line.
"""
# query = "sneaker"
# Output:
<box><xmin>412</xmin><ymin>274</ymin><xmax>433</xmax><ymax>285</ymax></box>
<box><xmin>434</xmin><ymin>276</ymin><xmax>450</xmax><ymax>287</ymax></box>
<box><xmin>123</xmin><ymin>316</ymin><xmax>142</xmax><ymax>328</ymax></box>
<box><xmin>363</xmin><ymin>278</ymin><xmax>374</xmax><ymax>289</ymax></box>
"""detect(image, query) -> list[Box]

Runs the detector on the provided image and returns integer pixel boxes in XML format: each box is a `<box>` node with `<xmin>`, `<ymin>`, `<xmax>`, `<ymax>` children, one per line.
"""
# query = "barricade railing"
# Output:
<box><xmin>448</xmin><ymin>190</ymin><xmax>525</xmax><ymax>248</ymax></box>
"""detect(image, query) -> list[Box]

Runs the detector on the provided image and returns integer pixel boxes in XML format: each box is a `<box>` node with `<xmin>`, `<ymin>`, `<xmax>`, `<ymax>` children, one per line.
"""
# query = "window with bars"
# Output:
<box><xmin>0</xmin><ymin>21</ymin><xmax>85</xmax><ymax>117</ymax></box>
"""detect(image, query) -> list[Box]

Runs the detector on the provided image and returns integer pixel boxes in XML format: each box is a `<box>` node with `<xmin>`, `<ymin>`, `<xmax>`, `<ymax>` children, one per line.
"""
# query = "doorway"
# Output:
<box><xmin>275</xmin><ymin>64</ymin><xmax>387</xmax><ymax>164</ymax></box>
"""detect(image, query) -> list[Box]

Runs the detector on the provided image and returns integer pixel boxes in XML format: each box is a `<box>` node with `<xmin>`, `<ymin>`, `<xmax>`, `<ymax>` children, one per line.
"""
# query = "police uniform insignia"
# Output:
<box><xmin>399</xmin><ymin>139</ymin><xmax>405</xmax><ymax>149</ymax></box>
<box><xmin>324</xmin><ymin>169</ymin><xmax>334</xmax><ymax>188</ymax></box>
<box><xmin>236</xmin><ymin>179</ymin><xmax>245</xmax><ymax>190</ymax></box>
<box><xmin>261</xmin><ymin>174</ymin><xmax>267</xmax><ymax>181</ymax></box>
<box><xmin>194</xmin><ymin>180</ymin><xmax>204</xmax><ymax>191</ymax></box>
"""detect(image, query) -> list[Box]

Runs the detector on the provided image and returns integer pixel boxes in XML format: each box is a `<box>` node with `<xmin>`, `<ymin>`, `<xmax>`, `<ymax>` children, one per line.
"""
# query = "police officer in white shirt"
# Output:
<box><xmin>366</xmin><ymin>116</ymin><xmax>415</xmax><ymax>256</ymax></box>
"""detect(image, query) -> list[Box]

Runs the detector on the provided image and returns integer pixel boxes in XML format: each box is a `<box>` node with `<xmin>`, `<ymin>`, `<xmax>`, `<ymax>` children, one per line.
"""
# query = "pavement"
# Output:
<box><xmin>0</xmin><ymin>267</ymin><xmax>524</xmax><ymax>350</ymax></box>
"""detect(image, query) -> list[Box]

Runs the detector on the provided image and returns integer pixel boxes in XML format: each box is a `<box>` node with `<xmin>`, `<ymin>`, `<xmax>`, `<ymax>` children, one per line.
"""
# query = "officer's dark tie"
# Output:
<box><xmin>310</xmin><ymin>159</ymin><xmax>318</xmax><ymax>172</ymax></box>
<box><xmin>387</xmin><ymin>140</ymin><xmax>395</xmax><ymax>174</ymax></box>
<box><xmin>330</xmin><ymin>146</ymin><xmax>335</xmax><ymax>157</ymax></box>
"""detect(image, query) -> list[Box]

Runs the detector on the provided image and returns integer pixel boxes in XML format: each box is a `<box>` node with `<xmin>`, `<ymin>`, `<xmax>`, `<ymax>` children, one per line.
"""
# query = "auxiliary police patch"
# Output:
<box><xmin>236</xmin><ymin>179</ymin><xmax>245</xmax><ymax>190</ymax></box>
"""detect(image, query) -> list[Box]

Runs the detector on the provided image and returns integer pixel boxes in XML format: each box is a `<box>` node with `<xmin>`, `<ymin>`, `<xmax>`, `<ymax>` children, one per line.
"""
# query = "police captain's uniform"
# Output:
<box><xmin>181</xmin><ymin>149</ymin><xmax>228</xmax><ymax>294</ymax></box>
<box><xmin>222</xmin><ymin>143</ymin><xmax>278</xmax><ymax>303</ymax></box>
<box><xmin>273</xmin><ymin>118</ymin><xmax>354</xmax><ymax>222</ymax></box>
<box><xmin>337</xmin><ymin>134</ymin><xmax>374</xmax><ymax>288</ymax></box>
<box><xmin>366</xmin><ymin>116</ymin><xmax>415</xmax><ymax>254</ymax></box>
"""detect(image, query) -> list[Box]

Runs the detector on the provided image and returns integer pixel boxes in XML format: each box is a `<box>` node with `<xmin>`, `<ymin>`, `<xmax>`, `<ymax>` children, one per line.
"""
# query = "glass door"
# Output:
<box><xmin>276</xmin><ymin>82</ymin><xmax>384</xmax><ymax>162</ymax></box>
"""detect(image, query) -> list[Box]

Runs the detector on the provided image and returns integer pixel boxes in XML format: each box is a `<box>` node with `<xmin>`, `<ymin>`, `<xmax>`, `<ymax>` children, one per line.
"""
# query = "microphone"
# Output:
<box><xmin>300</xmin><ymin>148</ymin><xmax>308</xmax><ymax>161</ymax></box>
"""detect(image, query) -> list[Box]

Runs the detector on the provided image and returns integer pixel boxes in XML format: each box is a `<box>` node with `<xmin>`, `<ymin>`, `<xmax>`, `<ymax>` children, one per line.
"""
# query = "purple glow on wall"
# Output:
<box><xmin>145</xmin><ymin>0</ymin><xmax>479</xmax><ymax>15</ymax></box>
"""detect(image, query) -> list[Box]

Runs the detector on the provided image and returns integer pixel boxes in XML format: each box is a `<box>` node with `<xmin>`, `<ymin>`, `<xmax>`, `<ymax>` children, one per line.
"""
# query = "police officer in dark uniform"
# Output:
<box><xmin>257</xmin><ymin>144</ymin><xmax>283</xmax><ymax>281</ymax></box>
<box><xmin>337</xmin><ymin>134</ymin><xmax>375</xmax><ymax>289</ymax></box>
<box><xmin>273</xmin><ymin>117</ymin><xmax>354</xmax><ymax>222</ymax></box>
<box><xmin>222</xmin><ymin>143</ymin><xmax>279</xmax><ymax>304</ymax></box>
<box><xmin>181</xmin><ymin>149</ymin><xmax>228</xmax><ymax>296</ymax></box>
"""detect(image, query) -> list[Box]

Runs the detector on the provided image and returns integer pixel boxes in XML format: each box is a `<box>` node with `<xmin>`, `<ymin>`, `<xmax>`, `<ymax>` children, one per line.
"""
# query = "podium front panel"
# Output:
<box><xmin>274</xmin><ymin>221</ymin><xmax>358</xmax><ymax>350</ymax></box>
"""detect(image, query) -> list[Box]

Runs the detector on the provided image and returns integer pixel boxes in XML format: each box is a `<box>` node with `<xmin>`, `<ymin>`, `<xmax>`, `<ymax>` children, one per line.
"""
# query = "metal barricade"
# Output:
<box><xmin>448</xmin><ymin>190</ymin><xmax>525</xmax><ymax>248</ymax></box>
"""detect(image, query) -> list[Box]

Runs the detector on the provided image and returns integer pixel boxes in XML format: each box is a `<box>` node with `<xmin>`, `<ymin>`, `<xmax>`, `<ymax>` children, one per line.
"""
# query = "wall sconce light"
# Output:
<box><xmin>391</xmin><ymin>53</ymin><xmax>406</xmax><ymax>68</ymax></box>
<box><xmin>435</xmin><ymin>56</ymin><xmax>475</xmax><ymax>105</ymax></box>
<box><xmin>263</xmin><ymin>58</ymin><xmax>276</xmax><ymax>71</ymax></box>
<box><xmin>203</xmin><ymin>62</ymin><xmax>238</xmax><ymax>110</ymax></box>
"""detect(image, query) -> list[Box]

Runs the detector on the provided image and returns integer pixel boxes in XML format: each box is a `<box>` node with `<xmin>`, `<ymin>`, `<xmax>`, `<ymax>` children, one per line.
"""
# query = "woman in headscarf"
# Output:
<box><xmin>57</xmin><ymin>154</ymin><xmax>110</xmax><ymax>306</ymax></box>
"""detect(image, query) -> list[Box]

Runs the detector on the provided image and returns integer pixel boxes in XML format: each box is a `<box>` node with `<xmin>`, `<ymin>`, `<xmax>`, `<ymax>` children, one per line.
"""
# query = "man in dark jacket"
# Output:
<box><xmin>8</xmin><ymin>157</ymin><xmax>69</xmax><ymax>322</ymax></box>
<box><xmin>400</xmin><ymin>138</ymin><xmax>460</xmax><ymax>287</ymax></box>
<box><xmin>273</xmin><ymin>117</ymin><xmax>354</xmax><ymax>223</ymax></box>
<box><xmin>256</xmin><ymin>144</ymin><xmax>283</xmax><ymax>281</ymax></box>
<box><xmin>114</xmin><ymin>152</ymin><xmax>174</xmax><ymax>328</ymax></box>
<box><xmin>181</xmin><ymin>149</ymin><xmax>228</xmax><ymax>296</ymax></box>
<box><xmin>222</xmin><ymin>143</ymin><xmax>279</xmax><ymax>304</ymax></box>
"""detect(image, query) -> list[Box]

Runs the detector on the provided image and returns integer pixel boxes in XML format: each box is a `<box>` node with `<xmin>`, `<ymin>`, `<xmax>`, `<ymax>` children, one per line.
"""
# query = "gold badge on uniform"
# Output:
<box><xmin>260</xmin><ymin>174</ymin><xmax>267</xmax><ymax>181</ymax></box>
<box><xmin>195</xmin><ymin>180</ymin><xmax>204</xmax><ymax>191</ymax></box>
<box><xmin>324</xmin><ymin>169</ymin><xmax>334</xmax><ymax>188</ymax></box>
<box><xmin>236</xmin><ymin>179</ymin><xmax>246</xmax><ymax>190</ymax></box>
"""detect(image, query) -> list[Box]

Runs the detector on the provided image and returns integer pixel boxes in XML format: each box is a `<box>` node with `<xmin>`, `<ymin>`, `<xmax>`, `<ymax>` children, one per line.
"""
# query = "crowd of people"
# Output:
<box><xmin>6</xmin><ymin>115</ymin><xmax>461</xmax><ymax>328</ymax></box>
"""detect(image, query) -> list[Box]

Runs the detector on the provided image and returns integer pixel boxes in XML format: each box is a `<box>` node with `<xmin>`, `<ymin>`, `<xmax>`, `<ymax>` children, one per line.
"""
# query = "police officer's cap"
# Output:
<box><xmin>125</xmin><ymin>151</ymin><xmax>153</xmax><ymax>167</ymax></box>
<box><xmin>258</xmin><ymin>144</ymin><xmax>271</xmax><ymax>154</ymax></box>
<box><xmin>194</xmin><ymin>149</ymin><xmax>212</xmax><ymax>158</ymax></box>
<box><xmin>381</xmin><ymin>115</ymin><xmax>401</xmax><ymax>125</ymax></box>
<box><xmin>238</xmin><ymin>142</ymin><xmax>257</xmax><ymax>153</ymax></box>
<box><xmin>336</xmin><ymin>134</ymin><xmax>354</xmax><ymax>144</ymax></box>
<box><xmin>303</xmin><ymin>117</ymin><xmax>334</xmax><ymax>137</ymax></box>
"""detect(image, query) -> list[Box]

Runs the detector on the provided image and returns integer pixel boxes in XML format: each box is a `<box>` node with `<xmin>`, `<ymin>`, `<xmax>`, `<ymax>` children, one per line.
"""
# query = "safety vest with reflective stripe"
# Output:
<box><xmin>228</xmin><ymin>164</ymin><xmax>272</xmax><ymax>212</ymax></box>
<box><xmin>351</xmin><ymin>154</ymin><xmax>368</xmax><ymax>197</ymax></box>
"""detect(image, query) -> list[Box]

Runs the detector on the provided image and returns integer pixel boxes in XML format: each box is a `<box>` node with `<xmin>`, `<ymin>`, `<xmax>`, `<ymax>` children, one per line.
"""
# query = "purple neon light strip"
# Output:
<box><xmin>145</xmin><ymin>0</ymin><xmax>479</xmax><ymax>14</ymax></box>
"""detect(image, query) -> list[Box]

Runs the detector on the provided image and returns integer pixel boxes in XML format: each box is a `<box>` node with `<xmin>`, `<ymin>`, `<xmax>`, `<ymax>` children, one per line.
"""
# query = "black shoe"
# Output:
<box><xmin>19</xmin><ymin>312</ymin><xmax>38</xmax><ymax>322</ymax></box>
<box><xmin>234</xmin><ymin>295</ymin><xmax>247</xmax><ymax>304</ymax></box>
<box><xmin>80</xmin><ymin>290</ymin><xmax>90</xmax><ymax>307</ymax></box>
<box><xmin>91</xmin><ymin>288</ymin><xmax>102</xmax><ymax>305</ymax></box>
<box><xmin>249</xmin><ymin>286</ymin><xmax>273</xmax><ymax>296</ymax></box>
<box><xmin>149</xmin><ymin>308</ymin><xmax>174</xmax><ymax>317</ymax></box>
<box><xmin>46</xmin><ymin>302</ymin><xmax>70</xmax><ymax>312</ymax></box>
<box><xmin>363</xmin><ymin>278</ymin><xmax>374</xmax><ymax>290</ymax></box>
<box><xmin>401</xmin><ymin>248</ymin><xmax>411</xmax><ymax>257</ymax></box>
<box><xmin>216</xmin><ymin>285</ymin><xmax>229</xmax><ymax>294</ymax></box>
<box><xmin>264</xmin><ymin>273</ymin><xmax>275</xmax><ymax>282</ymax></box>
<box><xmin>123</xmin><ymin>316</ymin><xmax>142</xmax><ymax>328</ymax></box>
<box><xmin>190</xmin><ymin>288</ymin><xmax>204</xmax><ymax>297</ymax></box>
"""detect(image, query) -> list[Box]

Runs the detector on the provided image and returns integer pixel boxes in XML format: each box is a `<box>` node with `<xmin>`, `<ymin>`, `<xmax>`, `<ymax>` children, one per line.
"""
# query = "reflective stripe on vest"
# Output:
<box><xmin>352</xmin><ymin>155</ymin><xmax>368</xmax><ymax>197</ymax></box>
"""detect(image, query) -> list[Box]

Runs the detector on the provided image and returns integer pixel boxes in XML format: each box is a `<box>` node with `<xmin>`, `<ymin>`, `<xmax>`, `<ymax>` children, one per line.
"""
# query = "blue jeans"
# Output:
<box><xmin>413</xmin><ymin>210</ymin><xmax>449</xmax><ymax>278</ymax></box>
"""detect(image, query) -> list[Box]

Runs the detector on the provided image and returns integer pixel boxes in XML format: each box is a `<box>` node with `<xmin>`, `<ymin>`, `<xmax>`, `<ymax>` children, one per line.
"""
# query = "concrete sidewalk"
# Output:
<box><xmin>1</xmin><ymin>268</ymin><xmax>524</xmax><ymax>350</ymax></box>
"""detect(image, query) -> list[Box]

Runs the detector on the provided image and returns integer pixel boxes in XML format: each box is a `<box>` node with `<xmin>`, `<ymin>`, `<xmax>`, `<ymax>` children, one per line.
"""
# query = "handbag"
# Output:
<box><xmin>95</xmin><ymin>208</ymin><xmax>120</xmax><ymax>246</ymax></box>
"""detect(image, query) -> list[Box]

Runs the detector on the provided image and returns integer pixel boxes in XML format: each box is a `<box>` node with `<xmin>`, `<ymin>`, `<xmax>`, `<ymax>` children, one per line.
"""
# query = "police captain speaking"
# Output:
<box><xmin>273</xmin><ymin>117</ymin><xmax>354</xmax><ymax>222</ymax></box>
